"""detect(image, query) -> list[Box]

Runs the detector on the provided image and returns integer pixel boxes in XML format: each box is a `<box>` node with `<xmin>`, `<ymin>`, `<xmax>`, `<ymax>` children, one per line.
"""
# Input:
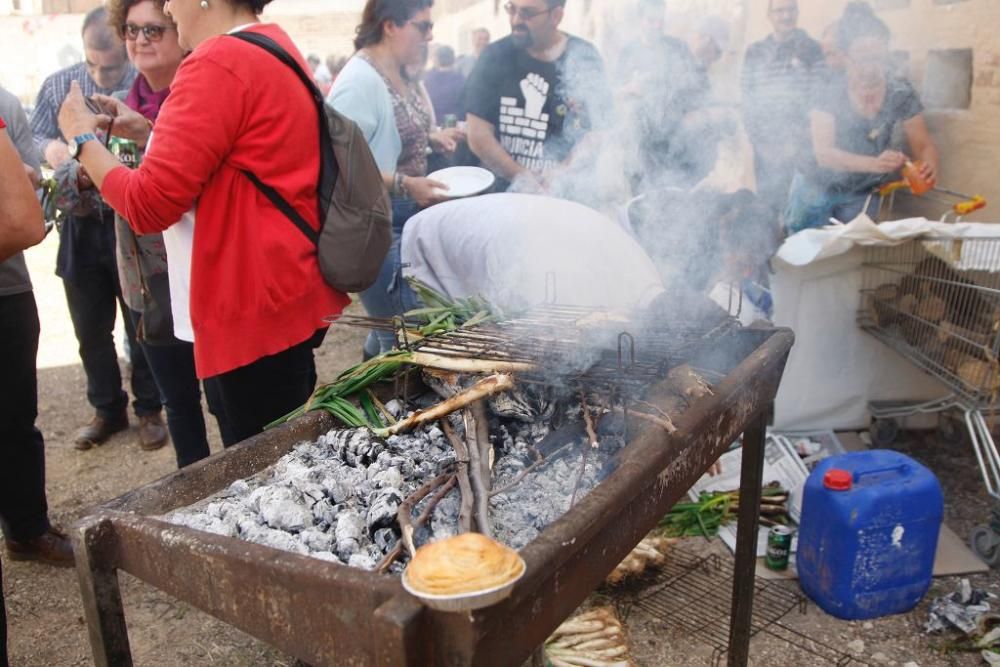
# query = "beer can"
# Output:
<box><xmin>109</xmin><ymin>137</ymin><xmax>142</xmax><ymax>169</ymax></box>
<box><xmin>765</xmin><ymin>525</ymin><xmax>793</xmax><ymax>571</ymax></box>
<box><xmin>443</xmin><ymin>113</ymin><xmax>458</xmax><ymax>129</ymax></box>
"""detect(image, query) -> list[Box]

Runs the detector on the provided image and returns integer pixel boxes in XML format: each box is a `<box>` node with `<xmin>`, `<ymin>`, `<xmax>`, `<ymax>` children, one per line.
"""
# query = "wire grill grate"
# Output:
<box><xmin>616</xmin><ymin>549</ymin><xmax>869</xmax><ymax>666</ymax></box>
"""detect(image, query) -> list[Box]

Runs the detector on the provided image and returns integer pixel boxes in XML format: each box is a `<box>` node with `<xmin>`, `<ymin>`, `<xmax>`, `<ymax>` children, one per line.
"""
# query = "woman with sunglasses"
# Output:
<box><xmin>329</xmin><ymin>0</ymin><xmax>464</xmax><ymax>358</ymax></box>
<box><xmin>57</xmin><ymin>0</ymin><xmax>351</xmax><ymax>445</ymax></box>
<box><xmin>103</xmin><ymin>0</ymin><xmax>232</xmax><ymax>466</ymax></box>
<box><xmin>784</xmin><ymin>1</ymin><xmax>939</xmax><ymax>234</ymax></box>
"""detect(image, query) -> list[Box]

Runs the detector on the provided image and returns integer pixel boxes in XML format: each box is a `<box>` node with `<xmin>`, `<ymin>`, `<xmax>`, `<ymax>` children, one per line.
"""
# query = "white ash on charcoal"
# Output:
<box><xmin>163</xmin><ymin>394</ymin><xmax>627</xmax><ymax>572</ymax></box>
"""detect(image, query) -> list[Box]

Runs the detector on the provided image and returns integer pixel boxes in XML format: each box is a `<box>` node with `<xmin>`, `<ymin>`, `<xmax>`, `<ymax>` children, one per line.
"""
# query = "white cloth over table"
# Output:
<box><xmin>400</xmin><ymin>193</ymin><xmax>665</xmax><ymax>313</ymax></box>
<box><xmin>772</xmin><ymin>215</ymin><xmax>1000</xmax><ymax>431</ymax></box>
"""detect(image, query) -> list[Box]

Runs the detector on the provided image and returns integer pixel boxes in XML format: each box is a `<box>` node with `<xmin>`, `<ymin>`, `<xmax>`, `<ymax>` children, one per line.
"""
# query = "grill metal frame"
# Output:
<box><xmin>72</xmin><ymin>327</ymin><xmax>793</xmax><ymax>667</ymax></box>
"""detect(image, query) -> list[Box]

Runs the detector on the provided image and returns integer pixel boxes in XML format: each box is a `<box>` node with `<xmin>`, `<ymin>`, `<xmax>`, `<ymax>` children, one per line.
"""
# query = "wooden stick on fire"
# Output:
<box><xmin>441</xmin><ymin>419</ymin><xmax>475</xmax><ymax>533</ymax></box>
<box><xmin>378</xmin><ymin>471</ymin><xmax>457</xmax><ymax>573</ymax></box>
<box><xmin>464</xmin><ymin>407</ymin><xmax>493</xmax><ymax>537</ymax></box>
<box><xmin>376</xmin><ymin>373</ymin><xmax>515</xmax><ymax>437</ymax></box>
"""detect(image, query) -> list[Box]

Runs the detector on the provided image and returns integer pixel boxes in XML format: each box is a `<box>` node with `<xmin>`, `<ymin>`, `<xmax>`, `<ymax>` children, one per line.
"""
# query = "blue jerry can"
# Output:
<box><xmin>797</xmin><ymin>450</ymin><xmax>944</xmax><ymax>620</ymax></box>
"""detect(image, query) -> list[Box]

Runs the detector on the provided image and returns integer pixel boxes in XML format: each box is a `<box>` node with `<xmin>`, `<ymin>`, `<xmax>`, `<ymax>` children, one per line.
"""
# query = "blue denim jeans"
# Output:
<box><xmin>359</xmin><ymin>197</ymin><xmax>422</xmax><ymax>357</ymax></box>
<box><xmin>784</xmin><ymin>173</ymin><xmax>881</xmax><ymax>235</ymax></box>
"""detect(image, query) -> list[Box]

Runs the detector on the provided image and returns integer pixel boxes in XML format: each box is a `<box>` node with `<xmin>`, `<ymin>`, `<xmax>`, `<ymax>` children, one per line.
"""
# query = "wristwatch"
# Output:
<box><xmin>67</xmin><ymin>132</ymin><xmax>98</xmax><ymax>159</ymax></box>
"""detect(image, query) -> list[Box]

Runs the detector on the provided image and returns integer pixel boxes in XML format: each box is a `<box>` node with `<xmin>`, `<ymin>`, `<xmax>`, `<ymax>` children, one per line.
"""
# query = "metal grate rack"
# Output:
<box><xmin>617</xmin><ymin>549</ymin><xmax>868</xmax><ymax>667</ymax></box>
<box><xmin>857</xmin><ymin>238</ymin><xmax>1000</xmax><ymax>509</ymax></box>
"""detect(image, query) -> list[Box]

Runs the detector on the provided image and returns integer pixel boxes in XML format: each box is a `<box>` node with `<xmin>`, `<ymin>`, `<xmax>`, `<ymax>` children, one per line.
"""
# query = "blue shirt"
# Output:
<box><xmin>30</xmin><ymin>61</ymin><xmax>136</xmax><ymax>155</ymax></box>
<box><xmin>327</xmin><ymin>56</ymin><xmax>401</xmax><ymax>173</ymax></box>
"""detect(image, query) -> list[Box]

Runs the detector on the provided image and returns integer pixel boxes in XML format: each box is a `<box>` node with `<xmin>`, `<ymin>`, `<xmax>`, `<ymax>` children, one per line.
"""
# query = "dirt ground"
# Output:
<box><xmin>3</xmin><ymin>233</ymin><xmax>997</xmax><ymax>667</ymax></box>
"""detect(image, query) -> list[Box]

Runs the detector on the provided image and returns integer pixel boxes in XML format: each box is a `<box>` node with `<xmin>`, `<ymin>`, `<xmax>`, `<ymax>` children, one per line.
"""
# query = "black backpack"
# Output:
<box><xmin>230</xmin><ymin>31</ymin><xmax>392</xmax><ymax>293</ymax></box>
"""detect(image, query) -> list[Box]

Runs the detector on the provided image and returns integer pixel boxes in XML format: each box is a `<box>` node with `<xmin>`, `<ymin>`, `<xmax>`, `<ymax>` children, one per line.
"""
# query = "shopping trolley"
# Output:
<box><xmin>858</xmin><ymin>231</ymin><xmax>1000</xmax><ymax>566</ymax></box>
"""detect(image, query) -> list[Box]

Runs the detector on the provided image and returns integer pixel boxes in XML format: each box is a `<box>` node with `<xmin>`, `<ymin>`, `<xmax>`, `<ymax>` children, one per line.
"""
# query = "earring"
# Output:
<box><xmin>200</xmin><ymin>0</ymin><xmax>208</xmax><ymax>8</ymax></box>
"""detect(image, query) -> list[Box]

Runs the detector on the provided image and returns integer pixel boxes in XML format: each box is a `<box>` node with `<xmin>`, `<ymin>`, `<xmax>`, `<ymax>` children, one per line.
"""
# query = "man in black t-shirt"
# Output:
<box><xmin>741</xmin><ymin>0</ymin><xmax>824</xmax><ymax>214</ymax></box>
<box><xmin>464</xmin><ymin>0</ymin><xmax>612</xmax><ymax>191</ymax></box>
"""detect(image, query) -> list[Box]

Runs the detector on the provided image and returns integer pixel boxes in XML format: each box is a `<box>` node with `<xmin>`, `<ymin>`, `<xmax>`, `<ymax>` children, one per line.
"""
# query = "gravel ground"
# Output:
<box><xmin>3</xmin><ymin>233</ymin><xmax>996</xmax><ymax>666</ymax></box>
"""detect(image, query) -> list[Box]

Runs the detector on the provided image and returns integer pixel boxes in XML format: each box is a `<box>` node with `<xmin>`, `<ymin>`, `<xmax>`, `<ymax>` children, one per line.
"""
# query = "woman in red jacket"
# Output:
<box><xmin>57</xmin><ymin>0</ymin><xmax>350</xmax><ymax>443</ymax></box>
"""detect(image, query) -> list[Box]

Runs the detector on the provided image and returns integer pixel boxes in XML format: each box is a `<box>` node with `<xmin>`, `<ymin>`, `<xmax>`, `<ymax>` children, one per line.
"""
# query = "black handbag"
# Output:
<box><xmin>128</xmin><ymin>231</ymin><xmax>180</xmax><ymax>346</ymax></box>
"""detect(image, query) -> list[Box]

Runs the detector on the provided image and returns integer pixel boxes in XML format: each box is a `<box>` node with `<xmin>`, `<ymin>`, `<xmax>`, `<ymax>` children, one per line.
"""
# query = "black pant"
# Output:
<box><xmin>205</xmin><ymin>331</ymin><xmax>322</xmax><ymax>446</ymax></box>
<box><xmin>128</xmin><ymin>310</ymin><xmax>233</xmax><ymax>468</ymax></box>
<box><xmin>59</xmin><ymin>215</ymin><xmax>160</xmax><ymax>419</ymax></box>
<box><xmin>0</xmin><ymin>292</ymin><xmax>50</xmax><ymax>544</ymax></box>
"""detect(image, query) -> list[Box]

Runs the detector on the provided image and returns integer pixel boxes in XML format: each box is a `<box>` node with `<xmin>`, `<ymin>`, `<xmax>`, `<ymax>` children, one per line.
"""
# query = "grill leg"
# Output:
<box><xmin>73</xmin><ymin>517</ymin><xmax>133</xmax><ymax>667</ymax></box>
<box><xmin>726</xmin><ymin>410</ymin><xmax>768</xmax><ymax>667</ymax></box>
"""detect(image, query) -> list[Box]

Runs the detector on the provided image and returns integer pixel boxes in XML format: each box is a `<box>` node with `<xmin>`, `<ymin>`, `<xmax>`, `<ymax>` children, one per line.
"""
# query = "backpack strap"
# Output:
<box><xmin>228</xmin><ymin>30</ymin><xmax>337</xmax><ymax>245</ymax></box>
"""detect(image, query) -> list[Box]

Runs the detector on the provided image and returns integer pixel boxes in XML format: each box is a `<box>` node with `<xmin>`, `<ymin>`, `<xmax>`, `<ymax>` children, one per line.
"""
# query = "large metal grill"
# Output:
<box><xmin>72</xmin><ymin>325</ymin><xmax>793</xmax><ymax>667</ymax></box>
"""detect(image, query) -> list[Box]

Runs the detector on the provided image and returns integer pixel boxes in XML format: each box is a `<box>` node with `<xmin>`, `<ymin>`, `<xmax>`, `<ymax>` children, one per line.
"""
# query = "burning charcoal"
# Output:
<box><xmin>373</xmin><ymin>527</ymin><xmax>398</xmax><ymax>554</ymax></box>
<box><xmin>258</xmin><ymin>487</ymin><xmax>314</xmax><ymax>533</ymax></box>
<box><xmin>348</xmin><ymin>552</ymin><xmax>377</xmax><ymax>570</ymax></box>
<box><xmin>372</xmin><ymin>467</ymin><xmax>403</xmax><ymax>490</ymax></box>
<box><xmin>300</xmin><ymin>528</ymin><xmax>335</xmax><ymax>553</ymax></box>
<box><xmin>243</xmin><ymin>526</ymin><xmax>309</xmax><ymax>555</ymax></box>
<box><xmin>312</xmin><ymin>499</ymin><xmax>339</xmax><ymax>528</ymax></box>
<box><xmin>335</xmin><ymin>510</ymin><xmax>365</xmax><ymax>557</ymax></box>
<box><xmin>227</xmin><ymin>479</ymin><xmax>251</xmax><ymax>496</ymax></box>
<box><xmin>490</xmin><ymin>385</ymin><xmax>556</xmax><ymax>423</ymax></box>
<box><xmin>384</xmin><ymin>399</ymin><xmax>405</xmax><ymax>419</ymax></box>
<box><xmin>312</xmin><ymin>551</ymin><xmax>341</xmax><ymax>564</ymax></box>
<box><xmin>366</xmin><ymin>488</ymin><xmax>402</xmax><ymax>533</ymax></box>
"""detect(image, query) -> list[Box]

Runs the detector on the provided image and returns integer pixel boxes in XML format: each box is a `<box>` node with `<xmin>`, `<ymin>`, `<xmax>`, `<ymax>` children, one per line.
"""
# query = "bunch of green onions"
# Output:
<box><xmin>267</xmin><ymin>281</ymin><xmax>508</xmax><ymax>431</ymax></box>
<box><xmin>404</xmin><ymin>278</ymin><xmax>501</xmax><ymax>336</ymax></box>
<box><xmin>659</xmin><ymin>483</ymin><xmax>789</xmax><ymax>538</ymax></box>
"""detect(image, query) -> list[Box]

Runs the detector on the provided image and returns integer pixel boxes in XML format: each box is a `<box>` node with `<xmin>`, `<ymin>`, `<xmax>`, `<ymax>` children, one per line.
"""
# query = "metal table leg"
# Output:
<box><xmin>726</xmin><ymin>410</ymin><xmax>768</xmax><ymax>667</ymax></box>
<box><xmin>73</xmin><ymin>517</ymin><xmax>133</xmax><ymax>667</ymax></box>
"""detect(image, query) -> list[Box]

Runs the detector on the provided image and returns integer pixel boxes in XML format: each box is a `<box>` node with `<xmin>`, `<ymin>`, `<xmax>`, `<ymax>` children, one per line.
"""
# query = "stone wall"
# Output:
<box><xmin>745</xmin><ymin>0</ymin><xmax>1000</xmax><ymax>222</ymax></box>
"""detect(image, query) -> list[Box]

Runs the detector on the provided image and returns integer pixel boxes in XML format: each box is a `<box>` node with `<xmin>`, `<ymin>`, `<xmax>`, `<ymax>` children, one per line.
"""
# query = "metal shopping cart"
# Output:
<box><xmin>858</xmin><ymin>232</ymin><xmax>1000</xmax><ymax>566</ymax></box>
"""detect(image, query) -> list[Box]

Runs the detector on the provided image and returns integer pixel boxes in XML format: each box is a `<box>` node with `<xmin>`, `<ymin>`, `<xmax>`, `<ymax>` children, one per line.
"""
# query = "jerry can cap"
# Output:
<box><xmin>824</xmin><ymin>469</ymin><xmax>853</xmax><ymax>491</ymax></box>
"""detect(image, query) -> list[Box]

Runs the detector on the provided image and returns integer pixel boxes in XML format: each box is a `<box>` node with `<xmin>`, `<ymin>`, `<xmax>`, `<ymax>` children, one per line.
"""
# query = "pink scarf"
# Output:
<box><xmin>124</xmin><ymin>75</ymin><xmax>170</xmax><ymax>121</ymax></box>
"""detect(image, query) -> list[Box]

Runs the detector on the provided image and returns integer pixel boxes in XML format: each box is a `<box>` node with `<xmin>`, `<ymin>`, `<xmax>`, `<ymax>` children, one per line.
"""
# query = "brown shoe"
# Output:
<box><xmin>5</xmin><ymin>526</ymin><xmax>75</xmax><ymax>568</ymax></box>
<box><xmin>138</xmin><ymin>412</ymin><xmax>169</xmax><ymax>451</ymax></box>
<box><xmin>74</xmin><ymin>412</ymin><xmax>129</xmax><ymax>450</ymax></box>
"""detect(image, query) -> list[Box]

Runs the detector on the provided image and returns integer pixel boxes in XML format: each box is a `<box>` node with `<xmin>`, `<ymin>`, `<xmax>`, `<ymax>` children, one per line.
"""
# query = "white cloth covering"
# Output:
<box><xmin>771</xmin><ymin>215</ymin><xmax>1000</xmax><ymax>430</ymax></box>
<box><xmin>400</xmin><ymin>193</ymin><xmax>665</xmax><ymax>313</ymax></box>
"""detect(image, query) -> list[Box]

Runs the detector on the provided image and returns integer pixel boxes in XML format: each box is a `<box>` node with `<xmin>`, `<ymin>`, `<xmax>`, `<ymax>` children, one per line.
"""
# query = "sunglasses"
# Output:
<box><xmin>503</xmin><ymin>2</ymin><xmax>556</xmax><ymax>20</ymax></box>
<box><xmin>408</xmin><ymin>20</ymin><xmax>434</xmax><ymax>36</ymax></box>
<box><xmin>123</xmin><ymin>23</ymin><xmax>172</xmax><ymax>42</ymax></box>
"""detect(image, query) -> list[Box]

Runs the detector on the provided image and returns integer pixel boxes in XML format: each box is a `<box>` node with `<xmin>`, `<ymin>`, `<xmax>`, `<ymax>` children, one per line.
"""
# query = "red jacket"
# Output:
<box><xmin>102</xmin><ymin>24</ymin><xmax>349</xmax><ymax>378</ymax></box>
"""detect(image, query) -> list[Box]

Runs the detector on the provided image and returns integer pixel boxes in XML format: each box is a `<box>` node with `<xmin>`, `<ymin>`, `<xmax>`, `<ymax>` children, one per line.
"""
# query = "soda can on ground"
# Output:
<box><xmin>765</xmin><ymin>525</ymin><xmax>793</xmax><ymax>571</ymax></box>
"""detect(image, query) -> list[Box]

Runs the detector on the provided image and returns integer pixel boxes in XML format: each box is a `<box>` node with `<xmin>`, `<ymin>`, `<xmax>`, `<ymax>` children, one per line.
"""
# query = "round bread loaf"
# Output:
<box><xmin>405</xmin><ymin>533</ymin><xmax>524</xmax><ymax>596</ymax></box>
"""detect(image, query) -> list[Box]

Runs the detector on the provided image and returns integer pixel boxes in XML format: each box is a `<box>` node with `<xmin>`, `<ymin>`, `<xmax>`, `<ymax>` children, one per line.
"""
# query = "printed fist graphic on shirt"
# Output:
<box><xmin>520</xmin><ymin>73</ymin><xmax>549</xmax><ymax>120</ymax></box>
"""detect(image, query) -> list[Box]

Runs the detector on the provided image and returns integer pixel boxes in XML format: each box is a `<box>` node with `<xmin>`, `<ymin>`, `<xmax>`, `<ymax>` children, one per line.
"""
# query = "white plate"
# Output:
<box><xmin>427</xmin><ymin>166</ymin><xmax>495</xmax><ymax>199</ymax></box>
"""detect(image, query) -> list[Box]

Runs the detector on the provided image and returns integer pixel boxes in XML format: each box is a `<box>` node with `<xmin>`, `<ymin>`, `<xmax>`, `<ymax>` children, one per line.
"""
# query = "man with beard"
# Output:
<box><xmin>464</xmin><ymin>0</ymin><xmax>612</xmax><ymax>192</ymax></box>
<box><xmin>741</xmin><ymin>0</ymin><xmax>824</xmax><ymax>215</ymax></box>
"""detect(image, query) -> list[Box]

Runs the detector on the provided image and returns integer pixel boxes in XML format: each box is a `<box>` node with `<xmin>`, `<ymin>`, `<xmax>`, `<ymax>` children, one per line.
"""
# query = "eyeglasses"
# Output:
<box><xmin>503</xmin><ymin>2</ymin><xmax>556</xmax><ymax>21</ymax></box>
<box><xmin>408</xmin><ymin>20</ymin><xmax>434</xmax><ymax>36</ymax></box>
<box><xmin>123</xmin><ymin>23</ymin><xmax>172</xmax><ymax>42</ymax></box>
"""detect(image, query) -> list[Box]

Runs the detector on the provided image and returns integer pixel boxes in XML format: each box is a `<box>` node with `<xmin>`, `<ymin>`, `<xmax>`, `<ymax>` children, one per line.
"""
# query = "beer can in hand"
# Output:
<box><xmin>765</xmin><ymin>525</ymin><xmax>793</xmax><ymax>571</ymax></box>
<box><xmin>443</xmin><ymin>114</ymin><xmax>458</xmax><ymax>129</ymax></box>
<box><xmin>109</xmin><ymin>137</ymin><xmax>141</xmax><ymax>169</ymax></box>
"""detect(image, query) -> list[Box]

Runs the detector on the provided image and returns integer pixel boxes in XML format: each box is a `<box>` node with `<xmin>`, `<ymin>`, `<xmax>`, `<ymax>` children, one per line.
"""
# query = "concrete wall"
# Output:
<box><xmin>745</xmin><ymin>0</ymin><xmax>1000</xmax><ymax>222</ymax></box>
